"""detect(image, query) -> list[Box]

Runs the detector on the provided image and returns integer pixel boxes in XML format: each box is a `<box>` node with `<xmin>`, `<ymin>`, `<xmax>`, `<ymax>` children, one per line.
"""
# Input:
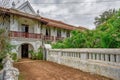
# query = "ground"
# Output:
<box><xmin>14</xmin><ymin>59</ymin><xmax>112</xmax><ymax>80</ymax></box>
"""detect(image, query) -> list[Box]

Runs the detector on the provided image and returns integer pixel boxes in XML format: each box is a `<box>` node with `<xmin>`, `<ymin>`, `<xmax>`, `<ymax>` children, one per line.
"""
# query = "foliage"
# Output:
<box><xmin>29</xmin><ymin>50</ymin><xmax>37</xmax><ymax>60</ymax></box>
<box><xmin>9</xmin><ymin>52</ymin><xmax>18</xmax><ymax>61</ymax></box>
<box><xmin>94</xmin><ymin>9</ymin><xmax>117</xmax><ymax>27</ymax></box>
<box><xmin>37</xmin><ymin>48</ymin><xmax>43</xmax><ymax>60</ymax></box>
<box><xmin>0</xmin><ymin>29</ymin><xmax>15</xmax><ymax>69</ymax></box>
<box><xmin>96</xmin><ymin>10</ymin><xmax>120</xmax><ymax>48</ymax></box>
<box><xmin>29</xmin><ymin>48</ymin><xmax>43</xmax><ymax>60</ymax></box>
<box><xmin>52</xmin><ymin>9</ymin><xmax>120</xmax><ymax>48</ymax></box>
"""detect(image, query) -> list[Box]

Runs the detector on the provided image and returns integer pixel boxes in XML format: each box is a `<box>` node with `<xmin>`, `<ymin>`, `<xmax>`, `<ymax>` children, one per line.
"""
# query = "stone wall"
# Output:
<box><xmin>46</xmin><ymin>48</ymin><xmax>120</xmax><ymax>80</ymax></box>
<box><xmin>0</xmin><ymin>55</ymin><xmax>19</xmax><ymax>80</ymax></box>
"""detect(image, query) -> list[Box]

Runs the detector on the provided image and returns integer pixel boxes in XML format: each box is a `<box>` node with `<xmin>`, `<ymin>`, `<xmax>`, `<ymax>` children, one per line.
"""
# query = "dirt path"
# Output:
<box><xmin>14</xmin><ymin>59</ymin><xmax>112</xmax><ymax>80</ymax></box>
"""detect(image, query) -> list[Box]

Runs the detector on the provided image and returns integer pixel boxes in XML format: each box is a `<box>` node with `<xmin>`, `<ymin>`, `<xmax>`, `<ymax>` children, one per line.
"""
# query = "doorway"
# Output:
<box><xmin>21</xmin><ymin>44</ymin><xmax>28</xmax><ymax>58</ymax></box>
<box><xmin>21</xmin><ymin>24</ymin><xmax>29</xmax><ymax>38</ymax></box>
<box><xmin>21</xmin><ymin>24</ymin><xmax>29</xmax><ymax>32</ymax></box>
<box><xmin>25</xmin><ymin>26</ymin><xmax>29</xmax><ymax>33</ymax></box>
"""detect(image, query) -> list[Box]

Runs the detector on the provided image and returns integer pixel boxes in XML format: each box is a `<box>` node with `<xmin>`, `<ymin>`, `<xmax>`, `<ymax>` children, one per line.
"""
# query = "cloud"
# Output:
<box><xmin>29</xmin><ymin>0</ymin><xmax>120</xmax><ymax>29</ymax></box>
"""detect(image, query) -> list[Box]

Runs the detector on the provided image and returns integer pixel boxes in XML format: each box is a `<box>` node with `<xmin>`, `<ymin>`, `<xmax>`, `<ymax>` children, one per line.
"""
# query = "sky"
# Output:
<box><xmin>1</xmin><ymin>0</ymin><xmax>120</xmax><ymax>29</ymax></box>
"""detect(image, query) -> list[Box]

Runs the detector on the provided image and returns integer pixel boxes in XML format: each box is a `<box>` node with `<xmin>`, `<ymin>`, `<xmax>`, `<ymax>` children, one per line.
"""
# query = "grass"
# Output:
<box><xmin>18</xmin><ymin>73</ymin><xmax>24</xmax><ymax>80</ymax></box>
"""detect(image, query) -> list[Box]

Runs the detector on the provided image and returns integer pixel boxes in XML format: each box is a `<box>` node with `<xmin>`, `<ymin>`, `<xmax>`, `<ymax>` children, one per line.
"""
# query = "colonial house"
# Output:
<box><xmin>0</xmin><ymin>1</ymin><xmax>86</xmax><ymax>59</ymax></box>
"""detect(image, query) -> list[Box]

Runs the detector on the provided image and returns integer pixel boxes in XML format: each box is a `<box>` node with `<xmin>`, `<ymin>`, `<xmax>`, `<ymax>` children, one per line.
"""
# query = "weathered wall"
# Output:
<box><xmin>47</xmin><ymin>49</ymin><xmax>120</xmax><ymax>80</ymax></box>
<box><xmin>10</xmin><ymin>15</ymin><xmax>37</xmax><ymax>33</ymax></box>
<box><xmin>61</xmin><ymin>30</ymin><xmax>67</xmax><ymax>38</ymax></box>
<box><xmin>0</xmin><ymin>55</ymin><xmax>19</xmax><ymax>80</ymax></box>
<box><xmin>10</xmin><ymin>38</ymin><xmax>42</xmax><ymax>59</ymax></box>
<box><xmin>0</xmin><ymin>14</ymin><xmax>10</xmax><ymax>31</ymax></box>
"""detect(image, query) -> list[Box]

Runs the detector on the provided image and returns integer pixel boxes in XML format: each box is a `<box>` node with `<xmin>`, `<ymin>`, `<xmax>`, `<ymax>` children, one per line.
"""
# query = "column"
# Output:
<box><xmin>58</xmin><ymin>51</ymin><xmax>62</xmax><ymax>64</ymax></box>
<box><xmin>116</xmin><ymin>55</ymin><xmax>120</xmax><ymax>63</ymax></box>
<box><xmin>96</xmin><ymin>54</ymin><xmax>100</xmax><ymax>60</ymax></box>
<box><xmin>110</xmin><ymin>54</ymin><xmax>115</xmax><ymax>62</ymax></box>
<box><xmin>89</xmin><ymin>53</ymin><xmax>92</xmax><ymax>59</ymax></box>
<box><xmin>80</xmin><ymin>53</ymin><xmax>88</xmax><ymax>60</ymax></box>
<box><xmin>105</xmin><ymin>54</ymin><xmax>109</xmax><ymax>62</ymax></box>
<box><xmin>93</xmin><ymin>53</ymin><xmax>96</xmax><ymax>60</ymax></box>
<box><xmin>101</xmin><ymin>54</ymin><xmax>105</xmax><ymax>61</ymax></box>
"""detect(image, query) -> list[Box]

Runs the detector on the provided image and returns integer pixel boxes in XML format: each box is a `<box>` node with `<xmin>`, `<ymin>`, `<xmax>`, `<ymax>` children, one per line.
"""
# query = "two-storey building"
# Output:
<box><xmin>0</xmin><ymin>1</ymin><xmax>86</xmax><ymax>59</ymax></box>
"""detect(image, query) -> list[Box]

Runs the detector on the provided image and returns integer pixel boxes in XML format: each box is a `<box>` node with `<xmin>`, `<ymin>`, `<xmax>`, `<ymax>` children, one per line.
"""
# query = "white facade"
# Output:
<box><xmin>0</xmin><ymin>1</ymin><xmax>71</xmax><ymax>59</ymax></box>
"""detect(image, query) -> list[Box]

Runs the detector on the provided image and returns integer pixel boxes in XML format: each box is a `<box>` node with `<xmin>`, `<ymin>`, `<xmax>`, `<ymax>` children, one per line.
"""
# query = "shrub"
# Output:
<box><xmin>29</xmin><ymin>48</ymin><xmax>43</xmax><ymax>60</ymax></box>
<box><xmin>37</xmin><ymin>48</ymin><xmax>43</xmax><ymax>60</ymax></box>
<box><xmin>9</xmin><ymin>52</ymin><xmax>18</xmax><ymax>61</ymax></box>
<box><xmin>29</xmin><ymin>50</ymin><xmax>37</xmax><ymax>60</ymax></box>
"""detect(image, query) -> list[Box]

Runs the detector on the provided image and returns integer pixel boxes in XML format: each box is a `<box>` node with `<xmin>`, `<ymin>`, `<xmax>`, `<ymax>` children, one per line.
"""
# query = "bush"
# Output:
<box><xmin>29</xmin><ymin>48</ymin><xmax>43</xmax><ymax>60</ymax></box>
<box><xmin>37</xmin><ymin>48</ymin><xmax>43</xmax><ymax>60</ymax></box>
<box><xmin>29</xmin><ymin>50</ymin><xmax>37</xmax><ymax>60</ymax></box>
<box><xmin>0</xmin><ymin>29</ymin><xmax>16</xmax><ymax>69</ymax></box>
<box><xmin>9</xmin><ymin>52</ymin><xmax>18</xmax><ymax>61</ymax></box>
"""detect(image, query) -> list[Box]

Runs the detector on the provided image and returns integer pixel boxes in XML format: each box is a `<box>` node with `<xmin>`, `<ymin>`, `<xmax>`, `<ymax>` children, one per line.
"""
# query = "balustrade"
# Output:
<box><xmin>47</xmin><ymin>49</ymin><xmax>120</xmax><ymax>63</ymax></box>
<box><xmin>9</xmin><ymin>31</ymin><xmax>41</xmax><ymax>39</ymax></box>
<box><xmin>46</xmin><ymin>49</ymin><xmax>120</xmax><ymax>80</ymax></box>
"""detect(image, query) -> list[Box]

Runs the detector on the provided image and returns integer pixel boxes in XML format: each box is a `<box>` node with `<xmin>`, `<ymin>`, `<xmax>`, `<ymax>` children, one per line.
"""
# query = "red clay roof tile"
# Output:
<box><xmin>0</xmin><ymin>7</ymin><xmax>87</xmax><ymax>31</ymax></box>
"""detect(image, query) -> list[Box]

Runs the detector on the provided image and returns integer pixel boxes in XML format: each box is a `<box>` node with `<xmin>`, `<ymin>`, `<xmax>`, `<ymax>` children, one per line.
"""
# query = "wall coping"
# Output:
<box><xmin>49</xmin><ymin>48</ymin><xmax>120</xmax><ymax>54</ymax></box>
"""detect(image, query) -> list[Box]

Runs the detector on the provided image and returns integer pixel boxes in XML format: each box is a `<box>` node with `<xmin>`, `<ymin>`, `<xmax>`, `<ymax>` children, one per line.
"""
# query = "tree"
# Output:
<box><xmin>0</xmin><ymin>29</ymin><xmax>7</xmax><ymax>52</ymax></box>
<box><xmin>97</xmin><ymin>10</ymin><xmax>120</xmax><ymax>48</ymax></box>
<box><xmin>0</xmin><ymin>29</ymin><xmax>14</xmax><ymax>62</ymax></box>
<box><xmin>94</xmin><ymin>9</ymin><xmax>117</xmax><ymax>27</ymax></box>
<box><xmin>52</xmin><ymin>9</ymin><xmax>120</xmax><ymax>49</ymax></box>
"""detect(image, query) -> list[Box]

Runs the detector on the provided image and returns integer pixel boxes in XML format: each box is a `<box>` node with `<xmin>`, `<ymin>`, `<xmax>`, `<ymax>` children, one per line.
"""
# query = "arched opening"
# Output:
<box><xmin>18</xmin><ymin>43</ymin><xmax>34</xmax><ymax>59</ymax></box>
<box><xmin>21</xmin><ymin>44</ymin><xmax>28</xmax><ymax>58</ymax></box>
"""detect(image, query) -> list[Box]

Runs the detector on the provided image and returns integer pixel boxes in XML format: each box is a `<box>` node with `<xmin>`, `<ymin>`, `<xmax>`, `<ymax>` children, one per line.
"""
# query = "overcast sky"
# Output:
<box><xmin>29</xmin><ymin>0</ymin><xmax>120</xmax><ymax>29</ymax></box>
<box><xmin>2</xmin><ymin>0</ymin><xmax>120</xmax><ymax>29</ymax></box>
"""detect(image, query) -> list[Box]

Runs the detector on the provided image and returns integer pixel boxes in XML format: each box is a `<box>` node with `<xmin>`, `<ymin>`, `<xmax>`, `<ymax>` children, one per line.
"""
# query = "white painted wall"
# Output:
<box><xmin>10</xmin><ymin>15</ymin><xmax>19</xmax><ymax>31</ymax></box>
<box><xmin>0</xmin><ymin>16</ymin><xmax>10</xmax><ymax>30</ymax></box>
<box><xmin>41</xmin><ymin>25</ymin><xmax>46</xmax><ymax>35</ymax></box>
<box><xmin>10</xmin><ymin>38</ymin><xmax>42</xmax><ymax>59</ymax></box>
<box><xmin>51</xmin><ymin>28</ymin><xmax>56</xmax><ymax>36</ymax></box>
<box><xmin>10</xmin><ymin>16</ymin><xmax>40</xmax><ymax>34</ymax></box>
<box><xmin>61</xmin><ymin>30</ymin><xmax>67</xmax><ymax>38</ymax></box>
<box><xmin>19</xmin><ymin>5</ymin><xmax>35</xmax><ymax>14</ymax></box>
<box><xmin>7</xmin><ymin>14</ymin><xmax>71</xmax><ymax>60</ymax></box>
<box><xmin>34</xmin><ymin>23</ymin><xmax>41</xmax><ymax>34</ymax></box>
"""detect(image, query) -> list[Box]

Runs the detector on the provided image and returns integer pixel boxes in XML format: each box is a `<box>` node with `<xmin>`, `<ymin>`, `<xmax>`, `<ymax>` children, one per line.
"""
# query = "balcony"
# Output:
<box><xmin>9</xmin><ymin>31</ymin><xmax>65</xmax><ymax>41</ymax></box>
<box><xmin>9</xmin><ymin>31</ymin><xmax>42</xmax><ymax>39</ymax></box>
<box><xmin>43</xmin><ymin>36</ymin><xmax>54</xmax><ymax>41</ymax></box>
<box><xmin>43</xmin><ymin>36</ymin><xmax>64</xmax><ymax>41</ymax></box>
<box><xmin>55</xmin><ymin>36</ymin><xmax>64</xmax><ymax>41</ymax></box>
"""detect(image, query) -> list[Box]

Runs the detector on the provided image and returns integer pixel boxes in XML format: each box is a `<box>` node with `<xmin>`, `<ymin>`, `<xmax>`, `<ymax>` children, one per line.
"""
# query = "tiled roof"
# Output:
<box><xmin>0</xmin><ymin>7</ymin><xmax>87</xmax><ymax>30</ymax></box>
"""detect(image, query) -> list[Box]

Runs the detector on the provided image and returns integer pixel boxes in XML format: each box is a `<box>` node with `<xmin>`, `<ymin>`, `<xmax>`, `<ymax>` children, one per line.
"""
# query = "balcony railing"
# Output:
<box><xmin>43</xmin><ymin>36</ymin><xmax>54</xmax><ymax>41</ymax></box>
<box><xmin>43</xmin><ymin>36</ymin><xmax>64</xmax><ymax>41</ymax></box>
<box><xmin>9</xmin><ymin>31</ymin><xmax>41</xmax><ymax>39</ymax></box>
<box><xmin>9</xmin><ymin>31</ymin><xmax>65</xmax><ymax>41</ymax></box>
<box><xmin>55</xmin><ymin>36</ymin><xmax>64</xmax><ymax>41</ymax></box>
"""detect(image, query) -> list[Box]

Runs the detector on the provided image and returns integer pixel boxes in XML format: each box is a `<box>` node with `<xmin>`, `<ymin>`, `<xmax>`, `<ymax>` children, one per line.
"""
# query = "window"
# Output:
<box><xmin>46</xmin><ymin>28</ymin><xmax>51</xmax><ymax>36</ymax></box>
<box><xmin>66</xmin><ymin>31</ymin><xmax>70</xmax><ymax>37</ymax></box>
<box><xmin>21</xmin><ymin>24</ymin><xmax>29</xmax><ymax>33</ymax></box>
<box><xmin>57</xmin><ymin>29</ymin><xmax>61</xmax><ymax>37</ymax></box>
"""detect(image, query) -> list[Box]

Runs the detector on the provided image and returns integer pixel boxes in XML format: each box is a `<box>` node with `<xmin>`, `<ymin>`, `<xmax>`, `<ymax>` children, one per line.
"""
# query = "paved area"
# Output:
<box><xmin>14</xmin><ymin>59</ymin><xmax>112</xmax><ymax>80</ymax></box>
